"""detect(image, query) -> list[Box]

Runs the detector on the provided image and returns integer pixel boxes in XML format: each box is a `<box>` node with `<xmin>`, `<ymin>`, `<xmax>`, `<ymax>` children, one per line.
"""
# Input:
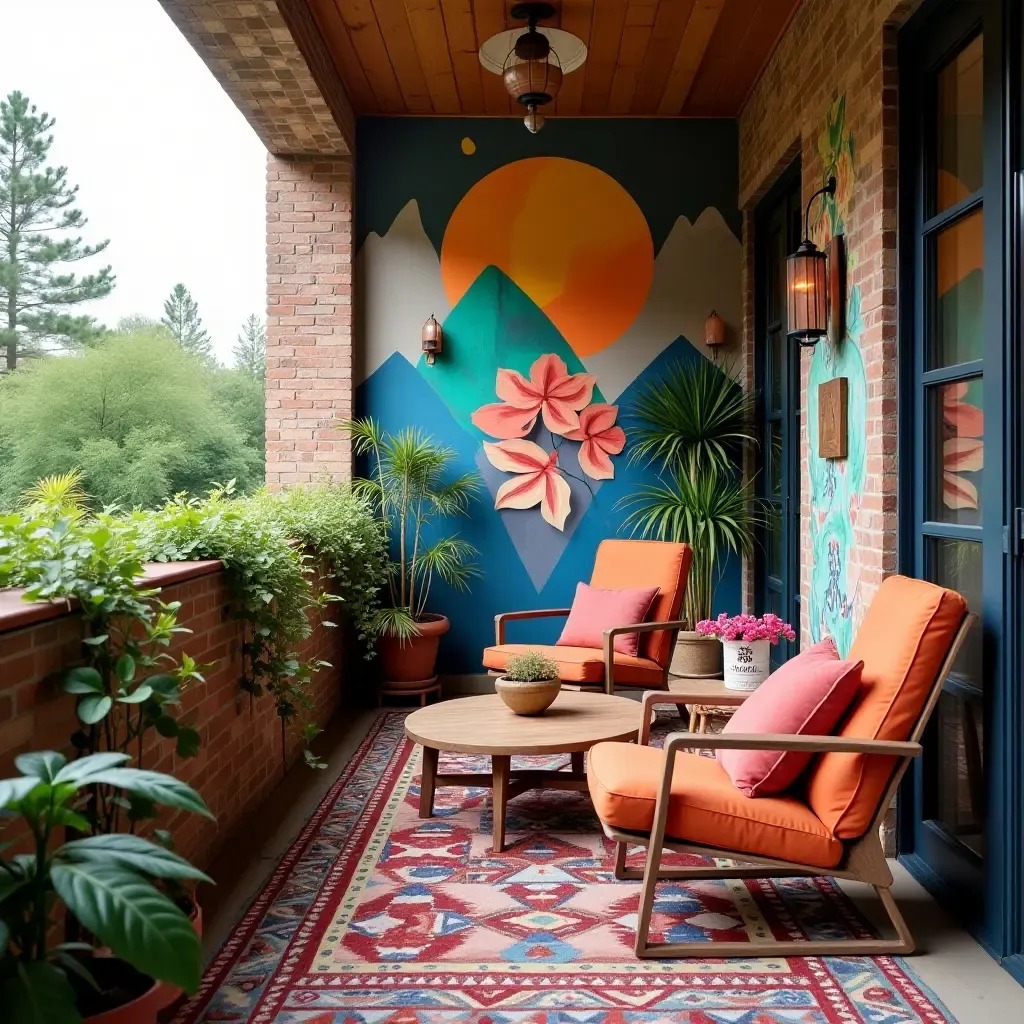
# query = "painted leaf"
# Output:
<box><xmin>471</xmin><ymin>401</ymin><xmax>538</xmax><ymax>439</ymax></box>
<box><xmin>943</xmin><ymin>436</ymin><xmax>983</xmax><ymax>473</ymax></box>
<box><xmin>943</xmin><ymin>471</ymin><xmax>979</xmax><ymax>510</ymax></box>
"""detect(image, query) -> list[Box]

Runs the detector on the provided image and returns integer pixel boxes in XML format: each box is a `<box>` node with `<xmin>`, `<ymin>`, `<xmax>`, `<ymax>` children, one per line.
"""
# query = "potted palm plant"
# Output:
<box><xmin>622</xmin><ymin>357</ymin><xmax>763</xmax><ymax>679</ymax></box>
<box><xmin>343</xmin><ymin>419</ymin><xmax>480</xmax><ymax>687</ymax></box>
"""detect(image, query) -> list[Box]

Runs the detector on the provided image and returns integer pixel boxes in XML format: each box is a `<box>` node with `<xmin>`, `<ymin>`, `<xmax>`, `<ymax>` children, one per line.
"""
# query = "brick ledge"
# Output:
<box><xmin>0</xmin><ymin>560</ymin><xmax>223</xmax><ymax>634</ymax></box>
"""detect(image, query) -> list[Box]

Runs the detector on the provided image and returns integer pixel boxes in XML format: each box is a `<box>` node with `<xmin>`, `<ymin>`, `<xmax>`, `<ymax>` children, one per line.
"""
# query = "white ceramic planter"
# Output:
<box><xmin>722</xmin><ymin>639</ymin><xmax>771</xmax><ymax>690</ymax></box>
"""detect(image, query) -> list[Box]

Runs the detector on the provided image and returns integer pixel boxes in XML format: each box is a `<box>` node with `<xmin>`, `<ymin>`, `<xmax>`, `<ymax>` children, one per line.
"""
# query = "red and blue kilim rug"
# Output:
<box><xmin>173</xmin><ymin>711</ymin><xmax>957</xmax><ymax>1023</ymax></box>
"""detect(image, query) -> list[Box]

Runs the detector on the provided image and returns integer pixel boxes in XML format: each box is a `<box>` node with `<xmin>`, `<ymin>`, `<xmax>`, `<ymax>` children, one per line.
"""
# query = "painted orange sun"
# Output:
<box><xmin>440</xmin><ymin>157</ymin><xmax>654</xmax><ymax>358</ymax></box>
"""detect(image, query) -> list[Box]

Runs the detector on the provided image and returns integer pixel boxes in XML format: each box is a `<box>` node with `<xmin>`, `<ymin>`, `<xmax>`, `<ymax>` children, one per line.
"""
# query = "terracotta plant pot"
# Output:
<box><xmin>495</xmin><ymin>675</ymin><xmax>561</xmax><ymax>716</ymax></box>
<box><xmin>669</xmin><ymin>631</ymin><xmax>722</xmax><ymax>679</ymax></box>
<box><xmin>378</xmin><ymin>613</ymin><xmax>450</xmax><ymax>688</ymax></box>
<box><xmin>152</xmin><ymin>897</ymin><xmax>203</xmax><ymax>1011</ymax></box>
<box><xmin>77</xmin><ymin>957</ymin><xmax>166</xmax><ymax>1024</ymax></box>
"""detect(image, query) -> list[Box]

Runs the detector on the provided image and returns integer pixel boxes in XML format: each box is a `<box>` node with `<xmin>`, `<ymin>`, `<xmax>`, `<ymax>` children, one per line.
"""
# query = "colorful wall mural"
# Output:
<box><xmin>356</xmin><ymin>118</ymin><xmax>743</xmax><ymax>673</ymax></box>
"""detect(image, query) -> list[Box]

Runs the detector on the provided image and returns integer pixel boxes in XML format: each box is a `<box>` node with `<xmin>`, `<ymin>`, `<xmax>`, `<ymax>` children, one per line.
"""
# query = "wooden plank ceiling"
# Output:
<box><xmin>307</xmin><ymin>0</ymin><xmax>801</xmax><ymax>118</ymax></box>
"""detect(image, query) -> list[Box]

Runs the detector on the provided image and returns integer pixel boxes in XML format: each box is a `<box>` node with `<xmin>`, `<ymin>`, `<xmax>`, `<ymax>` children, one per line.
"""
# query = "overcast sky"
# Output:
<box><xmin>1</xmin><ymin>0</ymin><xmax>267</xmax><ymax>365</ymax></box>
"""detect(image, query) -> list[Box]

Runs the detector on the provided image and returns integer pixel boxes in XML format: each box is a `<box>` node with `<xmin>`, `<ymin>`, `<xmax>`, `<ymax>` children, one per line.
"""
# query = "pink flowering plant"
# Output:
<box><xmin>696</xmin><ymin>612</ymin><xmax>796</xmax><ymax>645</ymax></box>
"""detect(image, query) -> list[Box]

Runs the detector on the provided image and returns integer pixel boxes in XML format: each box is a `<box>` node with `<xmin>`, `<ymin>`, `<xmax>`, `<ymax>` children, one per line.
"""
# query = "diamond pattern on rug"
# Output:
<box><xmin>172</xmin><ymin>711</ymin><xmax>960</xmax><ymax>1024</ymax></box>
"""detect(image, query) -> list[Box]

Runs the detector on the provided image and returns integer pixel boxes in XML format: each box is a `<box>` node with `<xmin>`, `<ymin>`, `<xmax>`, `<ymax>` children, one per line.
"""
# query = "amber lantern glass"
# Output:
<box><xmin>786</xmin><ymin>240</ymin><xmax>828</xmax><ymax>346</ymax></box>
<box><xmin>705</xmin><ymin>309</ymin><xmax>725</xmax><ymax>348</ymax></box>
<box><xmin>421</xmin><ymin>314</ymin><xmax>442</xmax><ymax>365</ymax></box>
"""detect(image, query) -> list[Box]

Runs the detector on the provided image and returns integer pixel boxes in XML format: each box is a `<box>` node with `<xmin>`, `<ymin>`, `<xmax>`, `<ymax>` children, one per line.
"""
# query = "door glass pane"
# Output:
<box><xmin>936</xmin><ymin>33</ymin><xmax>983</xmax><ymax>212</ymax></box>
<box><xmin>934</xmin><ymin>691</ymin><xmax>985</xmax><ymax>858</ymax></box>
<box><xmin>767</xmin><ymin>421</ymin><xmax>782</xmax><ymax>496</ymax></box>
<box><xmin>932</xmin><ymin>209</ymin><xmax>983</xmax><ymax>367</ymax></box>
<box><xmin>769</xmin><ymin>328</ymin><xmax>782</xmax><ymax>411</ymax></box>
<box><xmin>930</xmin><ymin>537</ymin><xmax>983</xmax><ymax>688</ymax></box>
<box><xmin>766</xmin><ymin>503</ymin><xmax>782</xmax><ymax>578</ymax></box>
<box><xmin>930</xmin><ymin>378</ymin><xmax>983</xmax><ymax>525</ymax></box>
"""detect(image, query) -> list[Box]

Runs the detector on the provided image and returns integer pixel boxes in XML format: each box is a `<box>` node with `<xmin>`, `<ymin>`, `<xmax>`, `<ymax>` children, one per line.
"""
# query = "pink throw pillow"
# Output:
<box><xmin>556</xmin><ymin>582</ymin><xmax>659</xmax><ymax>657</ymax></box>
<box><xmin>717</xmin><ymin>638</ymin><xmax>863</xmax><ymax>797</ymax></box>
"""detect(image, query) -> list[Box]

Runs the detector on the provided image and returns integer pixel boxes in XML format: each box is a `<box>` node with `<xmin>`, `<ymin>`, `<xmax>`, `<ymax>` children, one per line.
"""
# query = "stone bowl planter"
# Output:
<box><xmin>495</xmin><ymin>675</ymin><xmax>561</xmax><ymax>716</ymax></box>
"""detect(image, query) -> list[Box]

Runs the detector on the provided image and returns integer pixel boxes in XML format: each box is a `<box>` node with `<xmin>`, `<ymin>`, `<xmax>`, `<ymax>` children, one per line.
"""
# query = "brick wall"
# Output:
<box><xmin>737</xmin><ymin>0</ymin><xmax>919</xmax><ymax>644</ymax></box>
<box><xmin>266</xmin><ymin>154</ymin><xmax>354</xmax><ymax>486</ymax></box>
<box><xmin>0</xmin><ymin>564</ymin><xmax>344</xmax><ymax>871</ymax></box>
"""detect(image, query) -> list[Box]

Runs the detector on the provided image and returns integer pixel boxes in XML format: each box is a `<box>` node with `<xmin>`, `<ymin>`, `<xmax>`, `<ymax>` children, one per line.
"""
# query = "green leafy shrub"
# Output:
<box><xmin>503</xmin><ymin>650</ymin><xmax>559</xmax><ymax>682</ymax></box>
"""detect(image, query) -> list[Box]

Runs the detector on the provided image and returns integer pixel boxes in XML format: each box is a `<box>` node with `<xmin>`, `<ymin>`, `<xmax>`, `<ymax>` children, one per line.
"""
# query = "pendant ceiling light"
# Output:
<box><xmin>478</xmin><ymin>3</ymin><xmax>587</xmax><ymax>133</ymax></box>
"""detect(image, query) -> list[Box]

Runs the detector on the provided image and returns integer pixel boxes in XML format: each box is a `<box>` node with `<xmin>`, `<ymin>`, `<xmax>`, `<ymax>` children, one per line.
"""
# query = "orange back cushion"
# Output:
<box><xmin>589</xmin><ymin>540</ymin><xmax>691</xmax><ymax>665</ymax></box>
<box><xmin>805</xmin><ymin>575</ymin><xmax>967</xmax><ymax>838</ymax></box>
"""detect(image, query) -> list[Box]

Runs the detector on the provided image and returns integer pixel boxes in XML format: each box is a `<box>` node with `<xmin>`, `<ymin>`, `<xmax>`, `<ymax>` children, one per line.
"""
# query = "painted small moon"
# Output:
<box><xmin>461</xmin><ymin>137</ymin><xmax>476</xmax><ymax>155</ymax></box>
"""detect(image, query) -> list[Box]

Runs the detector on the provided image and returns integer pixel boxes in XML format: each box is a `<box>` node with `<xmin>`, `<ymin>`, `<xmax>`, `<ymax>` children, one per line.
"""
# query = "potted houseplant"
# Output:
<box><xmin>495</xmin><ymin>650</ymin><xmax>561</xmax><ymax>716</ymax></box>
<box><xmin>343</xmin><ymin>419</ymin><xmax>480</xmax><ymax>687</ymax></box>
<box><xmin>622</xmin><ymin>357</ymin><xmax>763</xmax><ymax>679</ymax></box>
<box><xmin>696</xmin><ymin>612</ymin><xmax>797</xmax><ymax>690</ymax></box>
<box><xmin>0</xmin><ymin>750</ymin><xmax>213</xmax><ymax>1023</ymax></box>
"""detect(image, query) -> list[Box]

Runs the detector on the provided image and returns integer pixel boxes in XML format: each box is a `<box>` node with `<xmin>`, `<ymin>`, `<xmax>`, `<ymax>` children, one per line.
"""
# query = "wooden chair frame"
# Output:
<box><xmin>602</xmin><ymin>612</ymin><xmax>976</xmax><ymax>958</ymax></box>
<box><xmin>493</xmin><ymin>610</ymin><xmax>688</xmax><ymax>695</ymax></box>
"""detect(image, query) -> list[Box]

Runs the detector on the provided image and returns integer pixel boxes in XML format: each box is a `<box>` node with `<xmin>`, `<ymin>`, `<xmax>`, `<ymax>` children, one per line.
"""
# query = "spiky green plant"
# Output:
<box><xmin>622</xmin><ymin>358</ymin><xmax>764</xmax><ymax>629</ymax></box>
<box><xmin>20</xmin><ymin>469</ymin><xmax>89</xmax><ymax>519</ymax></box>
<box><xmin>341</xmin><ymin>419</ymin><xmax>481</xmax><ymax>641</ymax></box>
<box><xmin>504</xmin><ymin>650</ymin><xmax>559</xmax><ymax>682</ymax></box>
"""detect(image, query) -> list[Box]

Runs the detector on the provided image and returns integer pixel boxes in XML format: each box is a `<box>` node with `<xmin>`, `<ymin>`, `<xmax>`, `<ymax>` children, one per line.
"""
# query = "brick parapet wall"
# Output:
<box><xmin>266</xmin><ymin>153</ymin><xmax>354</xmax><ymax>486</ymax></box>
<box><xmin>0</xmin><ymin>564</ymin><xmax>344</xmax><ymax>871</ymax></box>
<box><xmin>737</xmin><ymin>0</ymin><xmax>920</xmax><ymax>643</ymax></box>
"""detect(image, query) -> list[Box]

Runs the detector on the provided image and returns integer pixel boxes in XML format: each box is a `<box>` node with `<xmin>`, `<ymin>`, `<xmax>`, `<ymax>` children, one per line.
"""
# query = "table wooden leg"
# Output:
<box><xmin>419</xmin><ymin>746</ymin><xmax>438</xmax><ymax>819</ymax></box>
<box><xmin>570</xmin><ymin>750</ymin><xmax>585</xmax><ymax>776</ymax></box>
<box><xmin>492</xmin><ymin>754</ymin><xmax>511</xmax><ymax>853</ymax></box>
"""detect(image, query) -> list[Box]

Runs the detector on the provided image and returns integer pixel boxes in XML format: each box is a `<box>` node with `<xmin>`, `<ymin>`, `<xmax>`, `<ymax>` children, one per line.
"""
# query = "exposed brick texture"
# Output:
<box><xmin>738</xmin><ymin>0</ymin><xmax>920</xmax><ymax>641</ymax></box>
<box><xmin>0</xmin><ymin>565</ymin><xmax>344</xmax><ymax>872</ymax></box>
<box><xmin>266</xmin><ymin>154</ymin><xmax>354</xmax><ymax>485</ymax></box>
<box><xmin>157</xmin><ymin>0</ymin><xmax>353</xmax><ymax>155</ymax></box>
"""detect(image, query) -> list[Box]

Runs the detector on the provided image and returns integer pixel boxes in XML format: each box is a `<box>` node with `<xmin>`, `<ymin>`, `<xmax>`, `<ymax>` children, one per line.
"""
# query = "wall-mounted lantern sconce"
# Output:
<box><xmin>422</xmin><ymin>314</ymin><xmax>443</xmax><ymax>366</ymax></box>
<box><xmin>786</xmin><ymin>175</ymin><xmax>837</xmax><ymax>348</ymax></box>
<box><xmin>705</xmin><ymin>309</ymin><xmax>726</xmax><ymax>355</ymax></box>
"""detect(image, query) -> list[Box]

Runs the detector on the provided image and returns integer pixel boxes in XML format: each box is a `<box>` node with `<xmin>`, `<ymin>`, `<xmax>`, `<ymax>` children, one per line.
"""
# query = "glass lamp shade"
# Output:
<box><xmin>786</xmin><ymin>240</ymin><xmax>828</xmax><ymax>344</ymax></box>
<box><xmin>421</xmin><ymin>315</ymin><xmax>442</xmax><ymax>366</ymax></box>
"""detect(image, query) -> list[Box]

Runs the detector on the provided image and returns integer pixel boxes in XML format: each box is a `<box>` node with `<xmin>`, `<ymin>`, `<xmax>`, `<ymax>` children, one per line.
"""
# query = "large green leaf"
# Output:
<box><xmin>76</xmin><ymin>694</ymin><xmax>112</xmax><ymax>725</ymax></box>
<box><xmin>62</xmin><ymin>666</ymin><xmax>104</xmax><ymax>695</ymax></box>
<box><xmin>58</xmin><ymin>834</ymin><xmax>212</xmax><ymax>883</ymax></box>
<box><xmin>0</xmin><ymin>776</ymin><xmax>40</xmax><ymax>811</ymax></box>
<box><xmin>14</xmin><ymin>751</ymin><xmax>65</xmax><ymax>783</ymax></box>
<box><xmin>77</xmin><ymin>768</ymin><xmax>213</xmax><ymax>819</ymax></box>
<box><xmin>50</xmin><ymin>862</ymin><xmax>202</xmax><ymax>993</ymax></box>
<box><xmin>3</xmin><ymin>961</ymin><xmax>80</xmax><ymax>1024</ymax></box>
<box><xmin>117</xmin><ymin>684</ymin><xmax>152</xmax><ymax>705</ymax></box>
<box><xmin>115</xmin><ymin>654</ymin><xmax>135</xmax><ymax>683</ymax></box>
<box><xmin>52</xmin><ymin>752</ymin><xmax>130</xmax><ymax>786</ymax></box>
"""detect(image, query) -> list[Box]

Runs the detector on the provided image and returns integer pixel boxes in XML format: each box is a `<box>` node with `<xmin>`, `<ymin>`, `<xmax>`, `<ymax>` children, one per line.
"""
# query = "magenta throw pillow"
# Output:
<box><xmin>717</xmin><ymin>638</ymin><xmax>863</xmax><ymax>797</ymax></box>
<box><xmin>556</xmin><ymin>582</ymin><xmax>660</xmax><ymax>657</ymax></box>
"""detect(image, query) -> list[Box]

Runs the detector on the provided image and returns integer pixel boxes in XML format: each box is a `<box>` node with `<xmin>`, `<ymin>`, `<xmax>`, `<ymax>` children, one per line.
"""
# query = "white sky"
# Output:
<box><xmin>1</xmin><ymin>0</ymin><xmax>267</xmax><ymax>365</ymax></box>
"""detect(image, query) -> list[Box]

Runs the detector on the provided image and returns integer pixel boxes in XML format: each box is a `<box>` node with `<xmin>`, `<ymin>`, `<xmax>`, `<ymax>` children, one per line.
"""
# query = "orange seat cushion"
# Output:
<box><xmin>482</xmin><ymin>644</ymin><xmax>664</xmax><ymax>687</ymax></box>
<box><xmin>805</xmin><ymin>575</ymin><xmax>967</xmax><ymax>838</ymax></box>
<box><xmin>588</xmin><ymin>742</ymin><xmax>842</xmax><ymax>868</ymax></box>
<box><xmin>589</xmin><ymin>540</ymin><xmax>691</xmax><ymax>666</ymax></box>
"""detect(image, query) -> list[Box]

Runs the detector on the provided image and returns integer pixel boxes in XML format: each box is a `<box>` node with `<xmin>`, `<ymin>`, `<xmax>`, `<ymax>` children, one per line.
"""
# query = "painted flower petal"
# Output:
<box><xmin>495</xmin><ymin>368</ymin><xmax>541</xmax><ymax>408</ymax></box>
<box><xmin>540</xmin><ymin>469</ymin><xmax>572</xmax><ymax>531</ymax></box>
<box><xmin>482</xmin><ymin>438</ymin><xmax>550</xmax><ymax>473</ymax></box>
<box><xmin>944</xmin><ymin>400</ymin><xmax>984</xmax><ymax>438</ymax></box>
<box><xmin>579</xmin><ymin>403</ymin><xmax>619</xmax><ymax>435</ymax></box>
<box><xmin>541</xmin><ymin>399</ymin><xmax>582</xmax><ymax>436</ymax></box>
<box><xmin>943</xmin><ymin>436</ymin><xmax>983</xmax><ymax>472</ymax></box>
<box><xmin>596</xmin><ymin>424</ymin><xmax>626</xmax><ymax>456</ymax></box>
<box><xmin>547</xmin><ymin>372</ymin><xmax>597</xmax><ymax>410</ymax></box>
<box><xmin>530</xmin><ymin>353</ymin><xmax>570</xmax><ymax>393</ymax></box>
<box><xmin>578</xmin><ymin>438</ymin><xmax>615</xmax><ymax>480</ymax></box>
<box><xmin>471</xmin><ymin>402</ymin><xmax>538</xmax><ymax>439</ymax></box>
<box><xmin>943</xmin><ymin>471</ymin><xmax>979</xmax><ymax>510</ymax></box>
<box><xmin>494</xmin><ymin>471</ymin><xmax>546</xmax><ymax>511</ymax></box>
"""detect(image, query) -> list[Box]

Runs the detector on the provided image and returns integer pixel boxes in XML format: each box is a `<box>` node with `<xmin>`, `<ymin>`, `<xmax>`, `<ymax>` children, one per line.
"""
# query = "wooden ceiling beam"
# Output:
<box><xmin>334</xmin><ymin>0</ymin><xmax>406</xmax><ymax>113</ymax></box>
<box><xmin>309</xmin><ymin>0</ymin><xmax>377</xmax><ymax>115</ymax></box>
<box><xmin>406</xmin><ymin>0</ymin><xmax>462</xmax><ymax>113</ymax></box>
<box><xmin>657</xmin><ymin>0</ymin><xmax>725</xmax><ymax>115</ymax></box>
<box><xmin>473</xmin><ymin>0</ymin><xmax>512</xmax><ymax>114</ymax></box>
<box><xmin>581</xmin><ymin>0</ymin><xmax>627</xmax><ymax>115</ymax></box>
<box><xmin>441</xmin><ymin>0</ymin><xmax>486</xmax><ymax>113</ymax></box>
<box><xmin>629</xmin><ymin>0</ymin><xmax>694</xmax><ymax>115</ymax></box>
<box><xmin>607</xmin><ymin>0</ymin><xmax>659</xmax><ymax>115</ymax></box>
<box><xmin>371</xmin><ymin>0</ymin><xmax>433</xmax><ymax>111</ymax></box>
<box><xmin>552</xmin><ymin>0</ymin><xmax>593</xmax><ymax>115</ymax></box>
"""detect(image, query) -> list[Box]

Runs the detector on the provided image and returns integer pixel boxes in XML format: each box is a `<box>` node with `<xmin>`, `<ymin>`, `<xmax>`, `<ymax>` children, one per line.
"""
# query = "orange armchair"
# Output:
<box><xmin>587</xmin><ymin>574</ymin><xmax>973</xmax><ymax>957</ymax></box>
<box><xmin>482</xmin><ymin>539</ymin><xmax>692</xmax><ymax>695</ymax></box>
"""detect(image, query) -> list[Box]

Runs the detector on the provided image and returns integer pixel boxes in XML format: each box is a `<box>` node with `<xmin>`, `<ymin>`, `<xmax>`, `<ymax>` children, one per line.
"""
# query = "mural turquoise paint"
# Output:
<box><xmin>355</xmin><ymin>118</ymin><xmax>743</xmax><ymax>672</ymax></box>
<box><xmin>806</xmin><ymin>97</ymin><xmax>868</xmax><ymax>656</ymax></box>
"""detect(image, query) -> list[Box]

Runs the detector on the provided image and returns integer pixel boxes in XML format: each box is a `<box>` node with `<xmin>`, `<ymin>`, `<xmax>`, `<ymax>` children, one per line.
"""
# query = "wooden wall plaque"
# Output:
<box><xmin>818</xmin><ymin>377</ymin><xmax>848</xmax><ymax>459</ymax></box>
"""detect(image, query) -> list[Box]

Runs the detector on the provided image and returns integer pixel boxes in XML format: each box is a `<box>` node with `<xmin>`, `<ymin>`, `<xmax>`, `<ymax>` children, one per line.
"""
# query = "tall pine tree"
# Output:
<box><xmin>0</xmin><ymin>91</ymin><xmax>114</xmax><ymax>372</ymax></box>
<box><xmin>233</xmin><ymin>313</ymin><xmax>265</xmax><ymax>377</ymax></box>
<box><xmin>161</xmin><ymin>282</ymin><xmax>213</xmax><ymax>360</ymax></box>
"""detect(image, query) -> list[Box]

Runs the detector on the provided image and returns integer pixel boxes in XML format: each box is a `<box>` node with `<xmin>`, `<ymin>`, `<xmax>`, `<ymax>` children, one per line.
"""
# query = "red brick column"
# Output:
<box><xmin>265</xmin><ymin>154</ymin><xmax>354</xmax><ymax>486</ymax></box>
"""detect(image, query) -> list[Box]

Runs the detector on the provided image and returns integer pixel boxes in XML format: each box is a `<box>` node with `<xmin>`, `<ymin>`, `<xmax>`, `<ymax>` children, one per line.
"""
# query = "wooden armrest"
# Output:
<box><xmin>601</xmin><ymin>620</ymin><xmax>687</xmax><ymax>696</ymax></box>
<box><xmin>494</xmin><ymin>608</ymin><xmax>571</xmax><ymax>645</ymax></box>
<box><xmin>661</xmin><ymin>731</ymin><xmax>922</xmax><ymax>758</ymax></box>
<box><xmin>638</xmin><ymin>689</ymin><xmax>692</xmax><ymax>745</ymax></box>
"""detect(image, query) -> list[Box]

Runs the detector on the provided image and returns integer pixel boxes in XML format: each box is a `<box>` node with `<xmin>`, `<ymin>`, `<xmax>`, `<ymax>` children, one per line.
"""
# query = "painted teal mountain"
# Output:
<box><xmin>417</xmin><ymin>265</ymin><xmax>603</xmax><ymax>435</ymax></box>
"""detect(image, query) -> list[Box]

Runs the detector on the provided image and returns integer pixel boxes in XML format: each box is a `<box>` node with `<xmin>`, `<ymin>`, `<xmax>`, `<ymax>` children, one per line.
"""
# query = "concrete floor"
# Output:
<box><xmin>199</xmin><ymin>705</ymin><xmax>1024</xmax><ymax>1024</ymax></box>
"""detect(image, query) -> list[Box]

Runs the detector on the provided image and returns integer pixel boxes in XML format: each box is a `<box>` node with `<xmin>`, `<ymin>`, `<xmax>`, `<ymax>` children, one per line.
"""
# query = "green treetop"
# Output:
<box><xmin>162</xmin><ymin>282</ymin><xmax>213</xmax><ymax>360</ymax></box>
<box><xmin>233</xmin><ymin>312</ymin><xmax>266</xmax><ymax>377</ymax></box>
<box><xmin>0</xmin><ymin>90</ymin><xmax>114</xmax><ymax>372</ymax></box>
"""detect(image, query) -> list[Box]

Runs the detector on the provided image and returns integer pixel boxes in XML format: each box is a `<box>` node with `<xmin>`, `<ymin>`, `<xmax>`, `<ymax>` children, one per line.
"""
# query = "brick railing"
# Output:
<box><xmin>0</xmin><ymin>562</ymin><xmax>345</xmax><ymax>871</ymax></box>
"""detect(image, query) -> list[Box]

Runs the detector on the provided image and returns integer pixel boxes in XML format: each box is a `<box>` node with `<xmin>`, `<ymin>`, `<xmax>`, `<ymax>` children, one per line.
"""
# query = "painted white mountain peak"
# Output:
<box><xmin>583</xmin><ymin>206</ymin><xmax>742</xmax><ymax>402</ymax></box>
<box><xmin>355</xmin><ymin>198</ymin><xmax>450</xmax><ymax>385</ymax></box>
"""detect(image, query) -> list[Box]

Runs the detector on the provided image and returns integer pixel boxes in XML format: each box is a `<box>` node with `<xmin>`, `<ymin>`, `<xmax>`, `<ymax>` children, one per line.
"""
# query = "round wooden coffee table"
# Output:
<box><xmin>405</xmin><ymin>690</ymin><xmax>644</xmax><ymax>852</ymax></box>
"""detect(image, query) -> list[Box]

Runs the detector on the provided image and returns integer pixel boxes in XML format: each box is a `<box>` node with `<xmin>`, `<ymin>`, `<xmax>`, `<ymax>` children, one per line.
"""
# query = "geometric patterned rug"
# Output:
<box><xmin>172</xmin><ymin>711</ymin><xmax>958</xmax><ymax>1023</ymax></box>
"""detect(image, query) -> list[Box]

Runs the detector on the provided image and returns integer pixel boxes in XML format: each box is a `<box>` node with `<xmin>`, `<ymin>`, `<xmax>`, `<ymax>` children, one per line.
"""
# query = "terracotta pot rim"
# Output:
<box><xmin>495</xmin><ymin>675</ymin><xmax>559</xmax><ymax>685</ymax></box>
<box><xmin>408</xmin><ymin>613</ymin><xmax>450</xmax><ymax>637</ymax></box>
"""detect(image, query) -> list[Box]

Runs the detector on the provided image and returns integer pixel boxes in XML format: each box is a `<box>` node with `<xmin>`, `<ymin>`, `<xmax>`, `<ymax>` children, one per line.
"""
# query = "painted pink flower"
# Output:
<box><xmin>472</xmin><ymin>354</ymin><xmax>596</xmax><ymax>439</ymax></box>
<box><xmin>942</xmin><ymin>382</ymin><xmax>984</xmax><ymax>510</ymax></box>
<box><xmin>483</xmin><ymin>439</ymin><xmax>571</xmax><ymax>531</ymax></box>
<box><xmin>564</xmin><ymin>403</ymin><xmax>626</xmax><ymax>481</ymax></box>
